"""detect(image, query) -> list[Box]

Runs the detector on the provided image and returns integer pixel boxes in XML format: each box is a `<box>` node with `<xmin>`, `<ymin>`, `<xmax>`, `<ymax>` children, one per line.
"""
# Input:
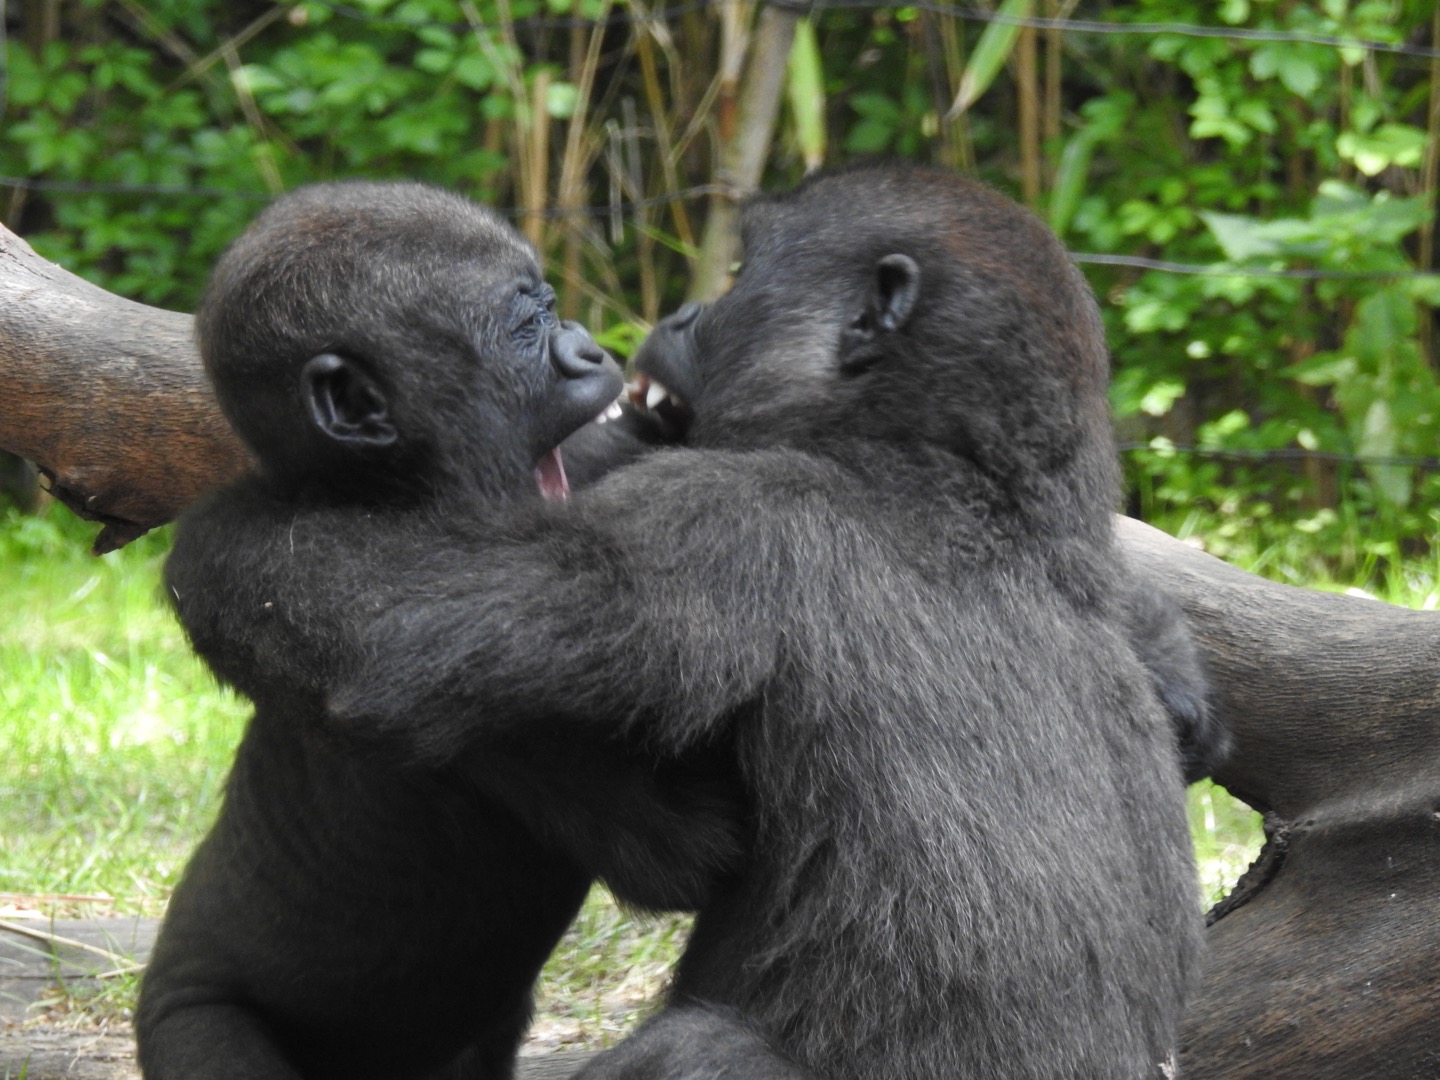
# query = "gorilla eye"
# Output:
<box><xmin>512</xmin><ymin>286</ymin><xmax>557</xmax><ymax>338</ymax></box>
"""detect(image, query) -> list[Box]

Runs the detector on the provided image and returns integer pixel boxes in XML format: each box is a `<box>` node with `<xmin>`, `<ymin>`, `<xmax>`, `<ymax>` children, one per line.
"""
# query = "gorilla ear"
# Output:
<box><xmin>872</xmin><ymin>253</ymin><xmax>920</xmax><ymax>333</ymax></box>
<box><xmin>841</xmin><ymin>254</ymin><xmax>921</xmax><ymax>372</ymax></box>
<box><xmin>300</xmin><ymin>353</ymin><xmax>398</xmax><ymax>449</ymax></box>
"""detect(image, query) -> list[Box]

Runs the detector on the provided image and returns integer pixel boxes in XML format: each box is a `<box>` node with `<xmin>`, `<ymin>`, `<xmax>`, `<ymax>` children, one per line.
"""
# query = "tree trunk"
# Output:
<box><xmin>687</xmin><ymin>2</ymin><xmax>799</xmax><ymax>303</ymax></box>
<box><xmin>0</xmin><ymin>223</ymin><xmax>251</xmax><ymax>553</ymax></box>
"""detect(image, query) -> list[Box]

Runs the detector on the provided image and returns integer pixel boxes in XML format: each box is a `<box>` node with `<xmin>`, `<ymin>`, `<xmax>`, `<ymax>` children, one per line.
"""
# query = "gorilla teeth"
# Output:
<box><xmin>595</xmin><ymin>399</ymin><xmax>624</xmax><ymax>425</ymax></box>
<box><xmin>626</xmin><ymin>375</ymin><xmax>694</xmax><ymax>442</ymax></box>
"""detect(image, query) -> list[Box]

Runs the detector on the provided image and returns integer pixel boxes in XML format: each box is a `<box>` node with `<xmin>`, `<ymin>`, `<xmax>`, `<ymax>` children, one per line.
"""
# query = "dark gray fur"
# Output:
<box><xmin>305</xmin><ymin>165</ymin><xmax>1204</xmax><ymax>1077</ymax></box>
<box><xmin>544</xmin><ymin>165</ymin><xmax>1205</xmax><ymax>1079</ymax></box>
<box><xmin>138</xmin><ymin>182</ymin><xmax>748</xmax><ymax>1080</ymax></box>
<box><xmin>147</xmin><ymin>165</ymin><xmax>1205</xmax><ymax>1080</ymax></box>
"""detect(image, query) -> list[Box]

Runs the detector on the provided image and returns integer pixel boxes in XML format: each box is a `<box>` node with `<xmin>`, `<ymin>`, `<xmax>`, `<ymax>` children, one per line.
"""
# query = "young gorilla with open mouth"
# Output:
<box><xmin>138</xmin><ymin>182</ymin><xmax>748</xmax><ymax>1080</ymax></box>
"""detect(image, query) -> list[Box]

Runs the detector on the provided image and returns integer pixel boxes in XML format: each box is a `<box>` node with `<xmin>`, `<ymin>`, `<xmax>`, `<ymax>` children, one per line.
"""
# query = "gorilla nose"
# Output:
<box><xmin>551</xmin><ymin>323</ymin><xmax>611</xmax><ymax>379</ymax></box>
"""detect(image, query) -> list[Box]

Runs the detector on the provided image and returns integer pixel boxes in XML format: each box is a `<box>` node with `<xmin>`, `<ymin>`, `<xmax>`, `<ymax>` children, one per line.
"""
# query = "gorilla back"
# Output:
<box><xmin>324</xmin><ymin>164</ymin><xmax>1205</xmax><ymax>1079</ymax></box>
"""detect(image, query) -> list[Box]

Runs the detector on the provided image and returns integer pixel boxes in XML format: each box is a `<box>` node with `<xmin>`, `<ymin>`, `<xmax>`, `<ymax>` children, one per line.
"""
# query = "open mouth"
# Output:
<box><xmin>540</xmin><ymin>374</ymin><xmax>695</xmax><ymax>500</ymax></box>
<box><xmin>623</xmin><ymin>374</ymin><xmax>694</xmax><ymax>442</ymax></box>
<box><xmin>535</xmin><ymin>446</ymin><xmax>570</xmax><ymax>501</ymax></box>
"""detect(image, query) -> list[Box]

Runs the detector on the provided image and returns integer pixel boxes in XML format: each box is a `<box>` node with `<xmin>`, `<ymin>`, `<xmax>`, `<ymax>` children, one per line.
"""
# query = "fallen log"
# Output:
<box><xmin>1121</xmin><ymin>517</ymin><xmax>1440</xmax><ymax>1080</ymax></box>
<box><xmin>0</xmin><ymin>222</ymin><xmax>250</xmax><ymax>553</ymax></box>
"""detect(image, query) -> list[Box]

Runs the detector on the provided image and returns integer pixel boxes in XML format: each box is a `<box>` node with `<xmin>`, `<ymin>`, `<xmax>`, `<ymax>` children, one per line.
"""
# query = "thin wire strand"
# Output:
<box><xmin>2</xmin><ymin>176</ymin><xmax>1432</xmax><ymax>283</ymax></box>
<box><xmin>1120</xmin><ymin>443</ymin><xmax>1440</xmax><ymax>471</ymax></box>
<box><xmin>306</xmin><ymin>0</ymin><xmax>1440</xmax><ymax>62</ymax></box>
<box><xmin>1074</xmin><ymin>253</ymin><xmax>1440</xmax><ymax>282</ymax></box>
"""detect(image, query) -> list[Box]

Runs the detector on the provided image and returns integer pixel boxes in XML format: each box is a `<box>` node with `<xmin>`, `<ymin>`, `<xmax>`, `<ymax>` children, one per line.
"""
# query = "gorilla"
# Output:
<box><xmin>296</xmin><ymin>163</ymin><xmax>1205</xmax><ymax>1077</ymax></box>
<box><xmin>137</xmin><ymin>182</ymin><xmax>748</xmax><ymax>1080</ymax></box>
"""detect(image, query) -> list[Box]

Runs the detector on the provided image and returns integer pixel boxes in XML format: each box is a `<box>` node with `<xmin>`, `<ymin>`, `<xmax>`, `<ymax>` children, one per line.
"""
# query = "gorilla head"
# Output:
<box><xmin>196</xmin><ymin>181</ymin><xmax>621</xmax><ymax>505</ymax></box>
<box><xmin>636</xmin><ymin>163</ymin><xmax>1119</xmax><ymax>540</ymax></box>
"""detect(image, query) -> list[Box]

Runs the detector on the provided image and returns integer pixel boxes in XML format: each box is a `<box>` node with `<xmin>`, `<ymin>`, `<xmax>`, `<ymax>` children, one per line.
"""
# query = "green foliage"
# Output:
<box><xmin>1046</xmin><ymin>0</ymin><xmax>1439</xmax><ymax>578</ymax></box>
<box><xmin>949</xmin><ymin>0</ymin><xmax>1033</xmax><ymax>117</ymax></box>
<box><xmin>0</xmin><ymin>1</ymin><xmax>543</xmax><ymax>309</ymax></box>
<box><xmin>0</xmin><ymin>0</ymin><xmax>1436</xmax><ymax>567</ymax></box>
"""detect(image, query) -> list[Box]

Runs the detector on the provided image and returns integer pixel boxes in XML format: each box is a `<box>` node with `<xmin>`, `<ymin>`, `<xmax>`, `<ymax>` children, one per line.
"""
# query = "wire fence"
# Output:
<box><xmin>3</xmin><ymin>172</ymin><xmax>1433</xmax><ymax>284</ymax></box>
<box><xmin>1118</xmin><ymin>443</ymin><xmax>1440</xmax><ymax>472</ymax></box>
<box><xmin>306</xmin><ymin>0</ymin><xmax>1440</xmax><ymax>61</ymax></box>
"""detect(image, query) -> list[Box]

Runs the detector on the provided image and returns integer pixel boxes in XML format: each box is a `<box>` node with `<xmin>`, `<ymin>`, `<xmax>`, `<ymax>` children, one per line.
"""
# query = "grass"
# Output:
<box><xmin>15</xmin><ymin>497</ymin><xmax>1429</xmax><ymax>1032</ymax></box>
<box><xmin>0</xmin><ymin>504</ymin><xmax>690</xmax><ymax>1038</ymax></box>
<box><xmin>0</xmin><ymin>509</ymin><xmax>247</xmax><ymax>917</ymax></box>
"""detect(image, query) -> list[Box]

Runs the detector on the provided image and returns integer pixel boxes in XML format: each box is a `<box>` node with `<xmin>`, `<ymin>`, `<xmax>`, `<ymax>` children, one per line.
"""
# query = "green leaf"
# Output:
<box><xmin>1406</xmin><ymin>276</ymin><xmax>1440</xmax><ymax>307</ymax></box>
<box><xmin>1286</xmin><ymin>352</ymin><xmax>1356</xmax><ymax>388</ymax></box>
<box><xmin>1337</xmin><ymin>124</ymin><xmax>1428</xmax><ymax>176</ymax></box>
<box><xmin>4</xmin><ymin>44</ymin><xmax>44</xmax><ymax>107</ymax></box>
<box><xmin>414</xmin><ymin>48</ymin><xmax>454</xmax><ymax>76</ymax></box>
<box><xmin>1199</xmin><ymin>211</ymin><xmax>1282</xmax><ymax>262</ymax></box>
<box><xmin>232</xmin><ymin>64</ymin><xmax>285</xmax><ymax>96</ymax></box>
<box><xmin>546</xmin><ymin>81</ymin><xmax>579</xmax><ymax>119</ymax></box>
<box><xmin>948</xmin><ymin>0</ymin><xmax>1032</xmax><ymax>117</ymax></box>
<box><xmin>1140</xmin><ymin>379</ymin><xmax>1186</xmax><ymax>418</ymax></box>
<box><xmin>1359</xmin><ymin>398</ymin><xmax>1412</xmax><ymax>506</ymax></box>
<box><xmin>1276</xmin><ymin>53</ymin><xmax>1322</xmax><ymax>98</ymax></box>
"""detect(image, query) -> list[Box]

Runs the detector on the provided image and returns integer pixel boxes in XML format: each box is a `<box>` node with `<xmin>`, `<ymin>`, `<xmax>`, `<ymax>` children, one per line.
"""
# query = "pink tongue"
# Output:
<box><xmin>535</xmin><ymin>448</ymin><xmax>570</xmax><ymax>501</ymax></box>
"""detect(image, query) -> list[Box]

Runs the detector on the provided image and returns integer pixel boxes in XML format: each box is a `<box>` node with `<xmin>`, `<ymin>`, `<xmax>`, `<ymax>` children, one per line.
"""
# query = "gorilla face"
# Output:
<box><xmin>197</xmin><ymin>182</ymin><xmax>623</xmax><ymax>506</ymax></box>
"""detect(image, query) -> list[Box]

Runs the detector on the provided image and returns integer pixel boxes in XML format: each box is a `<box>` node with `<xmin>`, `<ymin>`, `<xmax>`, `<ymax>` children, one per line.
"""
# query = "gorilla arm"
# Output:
<box><xmin>326</xmin><ymin>446</ymin><xmax>818</xmax><ymax>763</ymax></box>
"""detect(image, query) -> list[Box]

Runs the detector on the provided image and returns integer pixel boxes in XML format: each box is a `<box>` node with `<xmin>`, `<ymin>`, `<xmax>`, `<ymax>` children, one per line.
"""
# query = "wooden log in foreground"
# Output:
<box><xmin>0</xmin><ymin>222</ymin><xmax>250</xmax><ymax>553</ymax></box>
<box><xmin>1121</xmin><ymin>517</ymin><xmax>1440</xmax><ymax>1080</ymax></box>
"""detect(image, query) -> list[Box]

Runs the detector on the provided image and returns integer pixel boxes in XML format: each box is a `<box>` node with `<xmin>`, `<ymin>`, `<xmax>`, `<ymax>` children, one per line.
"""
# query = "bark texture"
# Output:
<box><xmin>1121</xmin><ymin>517</ymin><xmax>1440</xmax><ymax>1080</ymax></box>
<box><xmin>0</xmin><ymin>223</ymin><xmax>250</xmax><ymax>552</ymax></box>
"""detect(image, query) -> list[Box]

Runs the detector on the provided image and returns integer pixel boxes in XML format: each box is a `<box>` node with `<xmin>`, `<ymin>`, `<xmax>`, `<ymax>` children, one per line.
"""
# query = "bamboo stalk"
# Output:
<box><xmin>1418</xmin><ymin>6</ymin><xmax>1440</xmax><ymax>369</ymax></box>
<box><xmin>689</xmin><ymin>3</ymin><xmax>798</xmax><ymax>302</ymax></box>
<box><xmin>1337</xmin><ymin>59</ymin><xmax>1355</xmax><ymax>186</ymax></box>
<box><xmin>220</xmin><ymin>44</ymin><xmax>284</xmax><ymax>195</ymax></box>
<box><xmin>634</xmin><ymin>9</ymin><xmax>696</xmax><ymax>251</ymax></box>
<box><xmin>940</xmin><ymin>14</ymin><xmax>974</xmax><ymax>172</ymax></box>
<box><xmin>716</xmin><ymin>2</ymin><xmax>754</xmax><ymax>144</ymax></box>
<box><xmin>1042</xmin><ymin>0</ymin><xmax>1065</xmax><ymax>188</ymax></box>
<box><xmin>1017</xmin><ymin>23</ymin><xmax>1041</xmax><ymax>207</ymax></box>
<box><xmin>557</xmin><ymin>7</ymin><xmax>611</xmax><ymax>320</ymax></box>
<box><xmin>525</xmin><ymin>68</ymin><xmax>553</xmax><ymax>251</ymax></box>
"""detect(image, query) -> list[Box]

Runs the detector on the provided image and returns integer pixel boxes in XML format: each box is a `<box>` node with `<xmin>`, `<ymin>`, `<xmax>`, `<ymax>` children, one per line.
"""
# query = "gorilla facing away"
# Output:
<box><xmin>308</xmin><ymin>163</ymin><xmax>1206</xmax><ymax>1078</ymax></box>
<box><xmin>138</xmin><ymin>183</ymin><xmax>747</xmax><ymax>1080</ymax></box>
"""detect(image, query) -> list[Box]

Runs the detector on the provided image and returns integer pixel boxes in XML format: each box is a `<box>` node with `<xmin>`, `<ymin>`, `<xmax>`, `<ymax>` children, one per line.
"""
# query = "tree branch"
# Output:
<box><xmin>0</xmin><ymin>223</ymin><xmax>251</xmax><ymax>553</ymax></box>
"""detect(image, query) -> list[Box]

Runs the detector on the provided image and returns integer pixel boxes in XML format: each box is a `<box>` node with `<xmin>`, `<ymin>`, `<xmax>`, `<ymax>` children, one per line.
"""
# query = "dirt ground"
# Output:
<box><xmin>0</xmin><ymin>918</ymin><xmax>592</xmax><ymax>1079</ymax></box>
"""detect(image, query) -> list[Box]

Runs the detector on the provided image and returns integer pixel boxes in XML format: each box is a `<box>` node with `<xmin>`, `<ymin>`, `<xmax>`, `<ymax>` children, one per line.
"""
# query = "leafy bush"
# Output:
<box><xmin>1</xmin><ymin>0</ymin><xmax>1436</xmax><ymax>574</ymax></box>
